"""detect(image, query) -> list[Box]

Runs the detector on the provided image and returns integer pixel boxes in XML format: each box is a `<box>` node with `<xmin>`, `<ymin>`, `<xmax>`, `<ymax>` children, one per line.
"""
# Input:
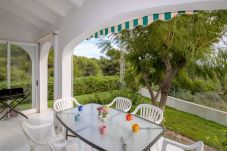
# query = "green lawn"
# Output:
<box><xmin>36</xmin><ymin>90</ymin><xmax>227</xmax><ymax>150</ymax></box>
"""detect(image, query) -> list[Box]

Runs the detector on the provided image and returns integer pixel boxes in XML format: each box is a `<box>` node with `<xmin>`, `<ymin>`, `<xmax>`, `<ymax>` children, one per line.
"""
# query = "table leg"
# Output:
<box><xmin>66</xmin><ymin>129</ymin><xmax>68</xmax><ymax>140</ymax></box>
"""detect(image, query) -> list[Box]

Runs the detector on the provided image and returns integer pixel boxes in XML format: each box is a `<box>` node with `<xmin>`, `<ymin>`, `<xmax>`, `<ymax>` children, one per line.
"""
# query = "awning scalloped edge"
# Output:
<box><xmin>88</xmin><ymin>10</ymin><xmax>195</xmax><ymax>39</ymax></box>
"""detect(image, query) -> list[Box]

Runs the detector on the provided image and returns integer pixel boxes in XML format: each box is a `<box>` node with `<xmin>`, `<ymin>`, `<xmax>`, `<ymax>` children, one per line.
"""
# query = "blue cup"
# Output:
<box><xmin>78</xmin><ymin>106</ymin><xmax>83</xmax><ymax>111</ymax></box>
<box><xmin>75</xmin><ymin>114</ymin><xmax>80</xmax><ymax>121</ymax></box>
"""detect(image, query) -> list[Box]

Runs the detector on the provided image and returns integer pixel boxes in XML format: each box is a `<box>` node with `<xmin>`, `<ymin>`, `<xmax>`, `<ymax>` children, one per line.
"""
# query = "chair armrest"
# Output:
<box><xmin>71</xmin><ymin>97</ymin><xmax>82</xmax><ymax>106</ymax></box>
<box><xmin>188</xmin><ymin>141</ymin><xmax>204</xmax><ymax>151</ymax></box>
<box><xmin>131</xmin><ymin>106</ymin><xmax>140</xmax><ymax>115</ymax></box>
<box><xmin>48</xmin><ymin>134</ymin><xmax>65</xmax><ymax>142</ymax></box>
<box><xmin>106</xmin><ymin>100</ymin><xmax>115</xmax><ymax>107</ymax></box>
<box><xmin>23</xmin><ymin>122</ymin><xmax>53</xmax><ymax>130</ymax></box>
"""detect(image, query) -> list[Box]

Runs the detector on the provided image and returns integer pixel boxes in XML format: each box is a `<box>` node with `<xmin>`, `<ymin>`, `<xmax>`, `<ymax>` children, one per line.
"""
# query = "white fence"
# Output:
<box><xmin>138</xmin><ymin>88</ymin><xmax>227</xmax><ymax>126</ymax></box>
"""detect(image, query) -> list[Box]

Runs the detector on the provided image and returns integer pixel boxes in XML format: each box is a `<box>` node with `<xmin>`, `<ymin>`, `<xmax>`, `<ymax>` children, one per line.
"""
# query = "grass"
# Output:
<box><xmin>164</xmin><ymin>107</ymin><xmax>227</xmax><ymax>150</ymax></box>
<box><xmin>22</xmin><ymin>90</ymin><xmax>227</xmax><ymax>150</ymax></box>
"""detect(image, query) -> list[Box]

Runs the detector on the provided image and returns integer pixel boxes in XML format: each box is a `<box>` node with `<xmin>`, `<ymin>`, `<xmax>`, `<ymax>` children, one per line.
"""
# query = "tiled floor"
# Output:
<box><xmin>0</xmin><ymin>110</ymin><xmax>54</xmax><ymax>151</ymax></box>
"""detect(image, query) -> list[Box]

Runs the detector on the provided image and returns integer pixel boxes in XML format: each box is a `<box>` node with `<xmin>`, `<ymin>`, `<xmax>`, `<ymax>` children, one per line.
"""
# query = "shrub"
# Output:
<box><xmin>192</xmin><ymin>79</ymin><xmax>216</xmax><ymax>93</ymax></box>
<box><xmin>75</xmin><ymin>89</ymin><xmax>152</xmax><ymax>112</ymax></box>
<box><xmin>47</xmin><ymin>76</ymin><xmax>120</xmax><ymax>100</ymax></box>
<box><xmin>73</xmin><ymin>76</ymin><xmax>120</xmax><ymax>95</ymax></box>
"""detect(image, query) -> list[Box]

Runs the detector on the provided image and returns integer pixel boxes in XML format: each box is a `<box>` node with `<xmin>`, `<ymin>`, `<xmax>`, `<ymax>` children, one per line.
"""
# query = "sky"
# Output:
<box><xmin>73</xmin><ymin>34</ymin><xmax>226</xmax><ymax>59</ymax></box>
<box><xmin>73</xmin><ymin>38</ymin><xmax>105</xmax><ymax>59</ymax></box>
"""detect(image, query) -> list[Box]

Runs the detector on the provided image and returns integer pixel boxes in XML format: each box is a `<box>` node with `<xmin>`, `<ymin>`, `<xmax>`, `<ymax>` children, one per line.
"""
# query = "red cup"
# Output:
<box><xmin>99</xmin><ymin>125</ymin><xmax>107</xmax><ymax>135</ymax></box>
<box><xmin>126</xmin><ymin>113</ymin><xmax>133</xmax><ymax>121</ymax></box>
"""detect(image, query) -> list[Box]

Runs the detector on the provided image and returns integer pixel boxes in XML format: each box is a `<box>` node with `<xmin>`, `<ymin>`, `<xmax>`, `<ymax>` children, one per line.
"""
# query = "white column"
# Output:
<box><xmin>39</xmin><ymin>42</ymin><xmax>52</xmax><ymax>112</ymax></box>
<box><xmin>53</xmin><ymin>32</ymin><xmax>60</xmax><ymax>128</ymax></box>
<box><xmin>7</xmin><ymin>42</ymin><xmax>11</xmax><ymax>89</ymax></box>
<box><xmin>53</xmin><ymin>32</ymin><xmax>59</xmax><ymax>101</ymax></box>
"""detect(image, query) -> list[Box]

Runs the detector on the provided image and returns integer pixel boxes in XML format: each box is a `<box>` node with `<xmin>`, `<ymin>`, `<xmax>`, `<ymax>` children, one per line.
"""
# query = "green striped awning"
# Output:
<box><xmin>89</xmin><ymin>11</ymin><xmax>194</xmax><ymax>39</ymax></box>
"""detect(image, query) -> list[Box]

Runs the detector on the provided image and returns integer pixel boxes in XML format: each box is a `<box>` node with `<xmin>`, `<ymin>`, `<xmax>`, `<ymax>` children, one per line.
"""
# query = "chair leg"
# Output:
<box><xmin>30</xmin><ymin>146</ymin><xmax>35</xmax><ymax>151</ymax></box>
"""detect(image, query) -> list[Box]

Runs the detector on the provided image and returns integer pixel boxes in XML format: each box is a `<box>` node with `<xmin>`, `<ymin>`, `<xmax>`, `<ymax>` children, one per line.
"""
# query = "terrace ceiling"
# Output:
<box><xmin>0</xmin><ymin>0</ymin><xmax>227</xmax><ymax>43</ymax></box>
<box><xmin>0</xmin><ymin>0</ymin><xmax>85</xmax><ymax>42</ymax></box>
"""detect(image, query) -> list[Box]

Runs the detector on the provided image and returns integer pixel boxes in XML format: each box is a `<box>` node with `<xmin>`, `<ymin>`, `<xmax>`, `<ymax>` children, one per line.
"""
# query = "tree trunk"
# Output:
<box><xmin>159</xmin><ymin>58</ymin><xmax>174</xmax><ymax>111</ymax></box>
<box><xmin>159</xmin><ymin>59</ymin><xmax>185</xmax><ymax>111</ymax></box>
<box><xmin>155</xmin><ymin>88</ymin><xmax>161</xmax><ymax>101</ymax></box>
<box><xmin>159</xmin><ymin>81</ymin><xmax>172</xmax><ymax>111</ymax></box>
<box><xmin>142</xmin><ymin>72</ymin><xmax>156</xmax><ymax>105</ymax></box>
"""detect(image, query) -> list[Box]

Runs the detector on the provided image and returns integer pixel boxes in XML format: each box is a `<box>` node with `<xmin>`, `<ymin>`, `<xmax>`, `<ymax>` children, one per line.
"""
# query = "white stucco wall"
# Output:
<box><xmin>138</xmin><ymin>88</ymin><xmax>227</xmax><ymax>126</ymax></box>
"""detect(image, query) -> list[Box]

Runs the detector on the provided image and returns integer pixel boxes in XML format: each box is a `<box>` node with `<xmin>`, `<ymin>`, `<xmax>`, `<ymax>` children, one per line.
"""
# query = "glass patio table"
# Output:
<box><xmin>56</xmin><ymin>103</ymin><xmax>164</xmax><ymax>151</ymax></box>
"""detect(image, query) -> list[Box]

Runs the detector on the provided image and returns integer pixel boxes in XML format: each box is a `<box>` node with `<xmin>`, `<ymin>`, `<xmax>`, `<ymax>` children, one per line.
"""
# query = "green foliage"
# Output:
<box><xmin>0</xmin><ymin>44</ymin><xmax>7</xmax><ymax>81</ymax></box>
<box><xmin>47</xmin><ymin>76</ymin><xmax>120</xmax><ymax>100</ymax></box>
<box><xmin>192</xmin><ymin>79</ymin><xmax>216</xmax><ymax>93</ymax></box>
<box><xmin>73</xmin><ymin>76</ymin><xmax>120</xmax><ymax>95</ymax></box>
<box><xmin>124</xmin><ymin>66</ymin><xmax>141</xmax><ymax>91</ymax></box>
<box><xmin>98</xmin><ymin>49</ymin><xmax>121</xmax><ymax>76</ymax></box>
<box><xmin>0</xmin><ymin>80</ymin><xmax>31</xmax><ymax>90</ymax></box>
<box><xmin>116</xmin><ymin>11</ymin><xmax>227</xmax><ymax>108</ymax></box>
<box><xmin>73</xmin><ymin>56</ymin><xmax>102</xmax><ymax>77</ymax></box>
<box><xmin>75</xmin><ymin>89</ymin><xmax>150</xmax><ymax>111</ymax></box>
<box><xmin>48</xmin><ymin>49</ymin><xmax>54</xmax><ymax>77</ymax></box>
<box><xmin>0</xmin><ymin>44</ymin><xmax>31</xmax><ymax>82</ymax></box>
<box><xmin>172</xmin><ymin>74</ymin><xmax>218</xmax><ymax>93</ymax></box>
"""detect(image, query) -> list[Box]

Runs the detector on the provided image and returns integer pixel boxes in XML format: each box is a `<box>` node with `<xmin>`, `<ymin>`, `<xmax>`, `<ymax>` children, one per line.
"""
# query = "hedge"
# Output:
<box><xmin>48</xmin><ymin>76</ymin><xmax>121</xmax><ymax>99</ymax></box>
<box><xmin>73</xmin><ymin>76</ymin><xmax>120</xmax><ymax>95</ymax></box>
<box><xmin>0</xmin><ymin>76</ymin><xmax>120</xmax><ymax>100</ymax></box>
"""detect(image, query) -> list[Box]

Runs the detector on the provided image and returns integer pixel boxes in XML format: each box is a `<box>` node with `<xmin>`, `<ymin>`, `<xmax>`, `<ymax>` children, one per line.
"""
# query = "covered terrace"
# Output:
<box><xmin>0</xmin><ymin>0</ymin><xmax>227</xmax><ymax>151</ymax></box>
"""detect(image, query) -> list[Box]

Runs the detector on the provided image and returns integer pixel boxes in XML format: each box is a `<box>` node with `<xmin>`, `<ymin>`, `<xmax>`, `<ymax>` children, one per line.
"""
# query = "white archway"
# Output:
<box><xmin>56</xmin><ymin>0</ymin><xmax>227</xmax><ymax>101</ymax></box>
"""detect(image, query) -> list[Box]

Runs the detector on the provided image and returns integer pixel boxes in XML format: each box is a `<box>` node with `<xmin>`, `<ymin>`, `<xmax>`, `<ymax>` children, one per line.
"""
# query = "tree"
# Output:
<box><xmin>98</xmin><ymin>48</ymin><xmax>121</xmax><ymax>76</ymax></box>
<box><xmin>73</xmin><ymin>56</ymin><xmax>102</xmax><ymax>77</ymax></box>
<box><xmin>119</xmin><ymin>11</ymin><xmax>227</xmax><ymax>110</ymax></box>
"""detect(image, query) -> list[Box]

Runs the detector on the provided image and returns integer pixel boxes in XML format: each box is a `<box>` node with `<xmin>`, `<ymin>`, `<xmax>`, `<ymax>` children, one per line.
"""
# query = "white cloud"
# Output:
<box><xmin>73</xmin><ymin>39</ymin><xmax>105</xmax><ymax>59</ymax></box>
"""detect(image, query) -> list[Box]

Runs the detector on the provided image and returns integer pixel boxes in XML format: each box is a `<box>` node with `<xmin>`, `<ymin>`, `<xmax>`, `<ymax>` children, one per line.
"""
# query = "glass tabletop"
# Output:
<box><xmin>56</xmin><ymin>103</ymin><xmax>164</xmax><ymax>151</ymax></box>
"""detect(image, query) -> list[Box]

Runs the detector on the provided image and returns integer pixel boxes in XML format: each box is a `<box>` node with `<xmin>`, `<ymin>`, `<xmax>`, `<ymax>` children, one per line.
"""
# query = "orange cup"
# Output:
<box><xmin>132</xmin><ymin>124</ymin><xmax>140</xmax><ymax>133</ymax></box>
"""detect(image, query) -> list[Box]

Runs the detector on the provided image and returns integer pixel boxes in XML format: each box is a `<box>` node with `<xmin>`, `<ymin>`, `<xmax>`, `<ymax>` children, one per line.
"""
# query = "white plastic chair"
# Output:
<box><xmin>106</xmin><ymin>97</ymin><xmax>132</xmax><ymax>112</ymax></box>
<box><xmin>150</xmin><ymin>137</ymin><xmax>204</xmax><ymax>151</ymax></box>
<box><xmin>47</xmin><ymin>135</ymin><xmax>78</xmax><ymax>151</ymax></box>
<box><xmin>53</xmin><ymin>97</ymin><xmax>81</xmax><ymax>138</ymax></box>
<box><xmin>131</xmin><ymin>104</ymin><xmax>163</xmax><ymax>124</ymax></box>
<box><xmin>48</xmin><ymin>135</ymin><xmax>97</xmax><ymax>151</ymax></box>
<box><xmin>53</xmin><ymin>97</ymin><xmax>81</xmax><ymax>112</ymax></box>
<box><xmin>21</xmin><ymin>121</ymin><xmax>56</xmax><ymax>151</ymax></box>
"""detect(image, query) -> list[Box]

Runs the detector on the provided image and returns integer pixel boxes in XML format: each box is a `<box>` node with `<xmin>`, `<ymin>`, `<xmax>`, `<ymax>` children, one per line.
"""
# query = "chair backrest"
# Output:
<box><xmin>109</xmin><ymin>97</ymin><xmax>132</xmax><ymax>112</ymax></box>
<box><xmin>54</xmin><ymin>97</ymin><xmax>81</xmax><ymax>112</ymax></box>
<box><xmin>131</xmin><ymin>104</ymin><xmax>163</xmax><ymax>124</ymax></box>
<box><xmin>161</xmin><ymin>137</ymin><xmax>204</xmax><ymax>151</ymax></box>
<box><xmin>21</xmin><ymin>121</ymin><xmax>55</xmax><ymax>148</ymax></box>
